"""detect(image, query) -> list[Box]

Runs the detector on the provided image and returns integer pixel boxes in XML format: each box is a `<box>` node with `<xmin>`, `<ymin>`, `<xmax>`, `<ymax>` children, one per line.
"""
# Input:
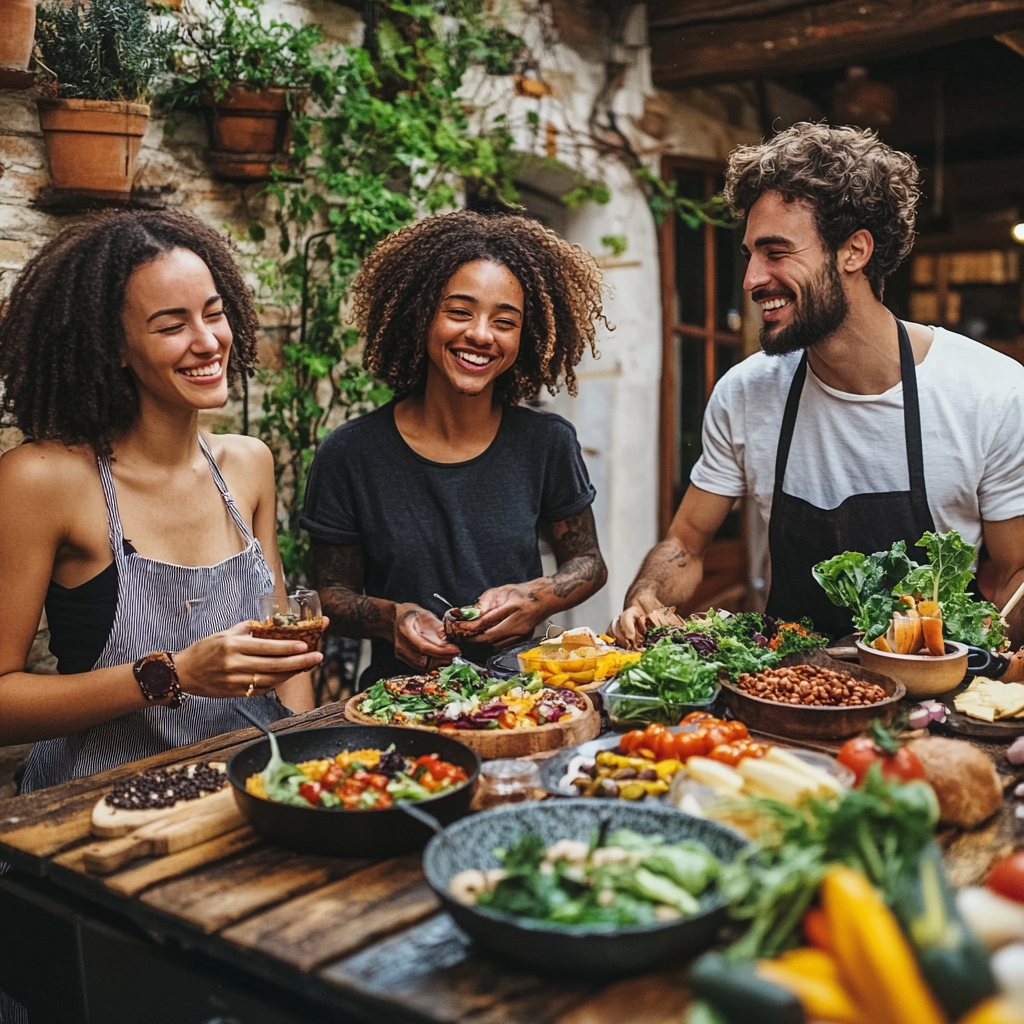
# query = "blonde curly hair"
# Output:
<box><xmin>352</xmin><ymin>210</ymin><xmax>608</xmax><ymax>404</ymax></box>
<box><xmin>724</xmin><ymin>122</ymin><xmax>920</xmax><ymax>299</ymax></box>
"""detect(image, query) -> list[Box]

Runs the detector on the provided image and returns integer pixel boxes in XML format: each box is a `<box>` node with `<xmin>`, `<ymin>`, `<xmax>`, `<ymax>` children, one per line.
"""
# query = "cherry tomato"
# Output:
<box><xmin>498</xmin><ymin>710</ymin><xmax>517</xmax><ymax>730</ymax></box>
<box><xmin>987</xmin><ymin>852</ymin><xmax>1024</xmax><ymax>904</ymax></box>
<box><xmin>674</xmin><ymin>732</ymin><xmax>709</xmax><ymax>760</ymax></box>
<box><xmin>321</xmin><ymin>765</ymin><xmax>344</xmax><ymax>790</ymax></box>
<box><xmin>836</xmin><ymin>735</ymin><xmax>927</xmax><ymax>785</ymax></box>
<box><xmin>707</xmin><ymin>742</ymin><xmax>748</xmax><ymax>767</ymax></box>
<box><xmin>298</xmin><ymin>781</ymin><xmax>323</xmax><ymax>806</ymax></box>
<box><xmin>366</xmin><ymin>773</ymin><xmax>390</xmax><ymax>790</ymax></box>
<box><xmin>703</xmin><ymin>725</ymin><xmax>735</xmax><ymax>749</ymax></box>
<box><xmin>643</xmin><ymin>724</ymin><xmax>676</xmax><ymax>760</ymax></box>
<box><xmin>736</xmin><ymin>741</ymin><xmax>768</xmax><ymax>759</ymax></box>
<box><xmin>375</xmin><ymin>791</ymin><xmax>393</xmax><ymax>809</ymax></box>
<box><xmin>619</xmin><ymin>730</ymin><xmax>648</xmax><ymax>755</ymax></box>
<box><xmin>680</xmin><ymin>712</ymin><xmax>715</xmax><ymax>725</ymax></box>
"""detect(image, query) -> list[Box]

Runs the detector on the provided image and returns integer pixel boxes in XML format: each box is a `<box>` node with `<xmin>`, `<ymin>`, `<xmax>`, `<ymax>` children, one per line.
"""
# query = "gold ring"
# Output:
<box><xmin>246</xmin><ymin>673</ymin><xmax>258</xmax><ymax>698</ymax></box>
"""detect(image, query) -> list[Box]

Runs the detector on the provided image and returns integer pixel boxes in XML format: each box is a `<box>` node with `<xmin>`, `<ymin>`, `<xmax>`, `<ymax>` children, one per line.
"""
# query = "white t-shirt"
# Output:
<box><xmin>690</xmin><ymin>327</ymin><xmax>1024</xmax><ymax>555</ymax></box>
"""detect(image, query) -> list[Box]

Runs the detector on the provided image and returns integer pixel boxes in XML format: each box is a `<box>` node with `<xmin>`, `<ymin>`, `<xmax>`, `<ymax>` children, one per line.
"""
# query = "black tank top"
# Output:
<box><xmin>44</xmin><ymin>539</ymin><xmax>135</xmax><ymax>674</ymax></box>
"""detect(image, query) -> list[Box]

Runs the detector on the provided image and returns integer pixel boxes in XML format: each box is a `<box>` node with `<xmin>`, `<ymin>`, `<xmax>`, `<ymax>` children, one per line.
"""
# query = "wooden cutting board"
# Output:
<box><xmin>80</xmin><ymin>787</ymin><xmax>244</xmax><ymax>875</ymax></box>
<box><xmin>344</xmin><ymin>692</ymin><xmax>601</xmax><ymax>758</ymax></box>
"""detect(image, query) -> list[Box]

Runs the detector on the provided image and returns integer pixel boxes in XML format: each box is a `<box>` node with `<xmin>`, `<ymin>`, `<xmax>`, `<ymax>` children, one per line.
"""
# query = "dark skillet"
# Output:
<box><xmin>226</xmin><ymin>724</ymin><xmax>480</xmax><ymax>857</ymax></box>
<box><xmin>422</xmin><ymin>800</ymin><xmax>750</xmax><ymax>975</ymax></box>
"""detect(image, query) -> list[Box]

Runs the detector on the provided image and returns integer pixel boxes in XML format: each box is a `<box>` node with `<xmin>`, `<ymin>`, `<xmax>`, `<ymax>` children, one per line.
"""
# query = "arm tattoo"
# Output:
<box><xmin>548</xmin><ymin>509</ymin><xmax>608</xmax><ymax>601</ymax></box>
<box><xmin>308</xmin><ymin>539</ymin><xmax>387</xmax><ymax>635</ymax></box>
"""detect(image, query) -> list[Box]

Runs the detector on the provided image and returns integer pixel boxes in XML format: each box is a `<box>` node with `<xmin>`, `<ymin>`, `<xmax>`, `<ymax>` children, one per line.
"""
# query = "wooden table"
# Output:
<box><xmin>0</xmin><ymin>705</ymin><xmax>1020</xmax><ymax>1024</ymax></box>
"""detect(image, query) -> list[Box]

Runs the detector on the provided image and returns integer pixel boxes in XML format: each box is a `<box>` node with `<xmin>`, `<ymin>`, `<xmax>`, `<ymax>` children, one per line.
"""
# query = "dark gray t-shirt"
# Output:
<box><xmin>301</xmin><ymin>402</ymin><xmax>596</xmax><ymax>683</ymax></box>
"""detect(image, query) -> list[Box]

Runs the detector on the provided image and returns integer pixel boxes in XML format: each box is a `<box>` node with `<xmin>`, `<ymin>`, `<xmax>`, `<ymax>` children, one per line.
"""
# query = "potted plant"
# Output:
<box><xmin>34</xmin><ymin>0</ymin><xmax>173</xmax><ymax>195</ymax></box>
<box><xmin>0</xmin><ymin>0</ymin><xmax>35</xmax><ymax>76</ymax></box>
<box><xmin>166</xmin><ymin>0</ymin><xmax>335</xmax><ymax>181</ymax></box>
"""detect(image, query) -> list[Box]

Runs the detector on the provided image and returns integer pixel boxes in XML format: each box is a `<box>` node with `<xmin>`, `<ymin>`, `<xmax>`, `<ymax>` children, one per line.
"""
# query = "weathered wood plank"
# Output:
<box><xmin>222</xmin><ymin>856</ymin><xmax>439</xmax><ymax>972</ymax></box>
<box><xmin>0</xmin><ymin>704</ymin><xmax>351</xmax><ymax>859</ymax></box>
<box><xmin>320</xmin><ymin>913</ymin><xmax>597</xmax><ymax>1024</ymax></box>
<box><xmin>106</xmin><ymin>827</ymin><xmax>262</xmax><ymax>897</ymax></box>
<box><xmin>552</xmin><ymin>973</ymin><xmax>691</xmax><ymax>1024</ymax></box>
<box><xmin>140</xmin><ymin>845</ymin><xmax>369</xmax><ymax>934</ymax></box>
<box><xmin>650</xmin><ymin>0</ymin><xmax>1024</xmax><ymax>85</ymax></box>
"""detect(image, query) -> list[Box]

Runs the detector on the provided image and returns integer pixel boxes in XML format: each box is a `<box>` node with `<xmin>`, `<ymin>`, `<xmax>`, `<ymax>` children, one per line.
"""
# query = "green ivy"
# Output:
<box><xmin>636</xmin><ymin>168</ymin><xmax>737</xmax><ymax>230</ymax></box>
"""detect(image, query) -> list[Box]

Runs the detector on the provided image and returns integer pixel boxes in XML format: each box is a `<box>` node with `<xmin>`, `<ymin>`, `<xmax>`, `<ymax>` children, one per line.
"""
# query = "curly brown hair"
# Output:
<box><xmin>353</xmin><ymin>210</ymin><xmax>607</xmax><ymax>403</ymax></box>
<box><xmin>0</xmin><ymin>209</ymin><xmax>259</xmax><ymax>454</ymax></box>
<box><xmin>724</xmin><ymin>122</ymin><xmax>921</xmax><ymax>299</ymax></box>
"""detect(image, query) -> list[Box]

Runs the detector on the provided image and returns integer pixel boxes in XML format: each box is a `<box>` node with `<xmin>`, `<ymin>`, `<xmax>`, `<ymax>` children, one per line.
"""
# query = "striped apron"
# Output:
<box><xmin>19</xmin><ymin>434</ymin><xmax>290</xmax><ymax>793</ymax></box>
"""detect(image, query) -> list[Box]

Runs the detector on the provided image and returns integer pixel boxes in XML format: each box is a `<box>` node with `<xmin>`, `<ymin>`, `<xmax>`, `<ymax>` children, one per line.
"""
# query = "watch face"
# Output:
<box><xmin>138</xmin><ymin>657</ymin><xmax>173</xmax><ymax>698</ymax></box>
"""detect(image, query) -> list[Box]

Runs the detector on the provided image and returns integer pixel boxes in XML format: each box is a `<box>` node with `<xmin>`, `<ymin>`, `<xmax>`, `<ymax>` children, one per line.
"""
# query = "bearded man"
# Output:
<box><xmin>614</xmin><ymin>122</ymin><xmax>1024</xmax><ymax>645</ymax></box>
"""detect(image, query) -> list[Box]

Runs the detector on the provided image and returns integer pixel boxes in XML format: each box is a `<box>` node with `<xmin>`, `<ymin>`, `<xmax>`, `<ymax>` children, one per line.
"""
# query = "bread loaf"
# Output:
<box><xmin>906</xmin><ymin>736</ymin><xmax>1002</xmax><ymax>828</ymax></box>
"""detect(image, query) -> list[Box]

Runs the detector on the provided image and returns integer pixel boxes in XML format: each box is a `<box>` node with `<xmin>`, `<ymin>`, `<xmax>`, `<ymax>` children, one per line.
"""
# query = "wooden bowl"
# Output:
<box><xmin>719</xmin><ymin>649</ymin><xmax>905</xmax><ymax>740</ymax></box>
<box><xmin>855</xmin><ymin>640</ymin><xmax>969</xmax><ymax>696</ymax></box>
<box><xmin>344</xmin><ymin>690</ymin><xmax>600</xmax><ymax>759</ymax></box>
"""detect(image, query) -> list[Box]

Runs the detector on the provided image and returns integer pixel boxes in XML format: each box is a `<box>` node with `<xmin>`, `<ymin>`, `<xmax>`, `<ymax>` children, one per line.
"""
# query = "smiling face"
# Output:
<box><xmin>742</xmin><ymin>191</ymin><xmax>849</xmax><ymax>356</ymax></box>
<box><xmin>120</xmin><ymin>247</ymin><xmax>233</xmax><ymax>411</ymax></box>
<box><xmin>425</xmin><ymin>259</ymin><xmax>523</xmax><ymax>398</ymax></box>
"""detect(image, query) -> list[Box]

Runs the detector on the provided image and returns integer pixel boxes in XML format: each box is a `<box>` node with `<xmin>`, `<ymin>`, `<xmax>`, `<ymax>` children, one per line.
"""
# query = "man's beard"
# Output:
<box><xmin>759</xmin><ymin>259</ymin><xmax>849</xmax><ymax>356</ymax></box>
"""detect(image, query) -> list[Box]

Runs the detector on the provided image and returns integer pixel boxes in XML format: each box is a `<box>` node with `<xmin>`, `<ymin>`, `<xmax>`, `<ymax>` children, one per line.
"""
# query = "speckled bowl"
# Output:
<box><xmin>422</xmin><ymin>799</ymin><xmax>750</xmax><ymax>975</ymax></box>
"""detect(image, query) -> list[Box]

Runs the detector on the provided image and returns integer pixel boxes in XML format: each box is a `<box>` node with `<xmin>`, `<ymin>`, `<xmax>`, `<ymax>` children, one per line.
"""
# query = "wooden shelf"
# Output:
<box><xmin>32</xmin><ymin>185</ymin><xmax>175</xmax><ymax>215</ymax></box>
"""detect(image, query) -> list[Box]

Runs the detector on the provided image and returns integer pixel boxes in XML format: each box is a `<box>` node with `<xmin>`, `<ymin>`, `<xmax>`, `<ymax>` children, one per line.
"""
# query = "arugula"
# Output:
<box><xmin>812</xmin><ymin>541</ymin><xmax>915</xmax><ymax>640</ymax></box>
<box><xmin>616</xmin><ymin>640</ymin><xmax>721</xmax><ymax>703</ymax></box>
<box><xmin>259</xmin><ymin>728</ymin><xmax>308</xmax><ymax>806</ymax></box>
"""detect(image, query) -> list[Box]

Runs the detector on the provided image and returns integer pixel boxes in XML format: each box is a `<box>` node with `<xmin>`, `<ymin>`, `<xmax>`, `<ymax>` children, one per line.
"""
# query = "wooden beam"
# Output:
<box><xmin>651</xmin><ymin>0</ymin><xmax>1024</xmax><ymax>86</ymax></box>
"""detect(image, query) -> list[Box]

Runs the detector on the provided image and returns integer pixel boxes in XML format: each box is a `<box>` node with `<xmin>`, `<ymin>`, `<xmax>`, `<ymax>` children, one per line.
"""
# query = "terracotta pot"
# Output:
<box><xmin>205</xmin><ymin>85</ymin><xmax>302</xmax><ymax>180</ymax></box>
<box><xmin>37</xmin><ymin>98</ymin><xmax>149</xmax><ymax>194</ymax></box>
<box><xmin>0</xmin><ymin>0</ymin><xmax>36</xmax><ymax>71</ymax></box>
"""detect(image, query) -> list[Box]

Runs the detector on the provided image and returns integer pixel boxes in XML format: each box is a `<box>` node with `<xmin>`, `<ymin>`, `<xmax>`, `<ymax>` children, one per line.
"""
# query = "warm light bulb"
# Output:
<box><xmin>1012</xmin><ymin>223</ymin><xmax>1024</xmax><ymax>244</ymax></box>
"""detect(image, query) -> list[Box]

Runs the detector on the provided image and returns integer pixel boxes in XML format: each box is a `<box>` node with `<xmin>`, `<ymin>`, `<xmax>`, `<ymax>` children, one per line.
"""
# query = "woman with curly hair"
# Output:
<box><xmin>302</xmin><ymin>210</ymin><xmax>608</xmax><ymax>685</ymax></box>
<box><xmin>615</xmin><ymin>122</ymin><xmax>1024</xmax><ymax>647</ymax></box>
<box><xmin>0</xmin><ymin>210</ymin><xmax>323</xmax><ymax>792</ymax></box>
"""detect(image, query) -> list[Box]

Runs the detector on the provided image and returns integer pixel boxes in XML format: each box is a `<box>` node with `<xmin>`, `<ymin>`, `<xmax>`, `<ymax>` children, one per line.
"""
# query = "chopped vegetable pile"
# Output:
<box><xmin>813</xmin><ymin>530</ymin><xmax>1006</xmax><ymax>650</ymax></box>
<box><xmin>245</xmin><ymin>745</ymin><xmax>468</xmax><ymax>810</ymax></box>
<box><xmin>356</xmin><ymin>663</ymin><xmax>585</xmax><ymax>731</ymax></box>
<box><xmin>449</xmin><ymin>828</ymin><xmax>721</xmax><ymax>926</ymax></box>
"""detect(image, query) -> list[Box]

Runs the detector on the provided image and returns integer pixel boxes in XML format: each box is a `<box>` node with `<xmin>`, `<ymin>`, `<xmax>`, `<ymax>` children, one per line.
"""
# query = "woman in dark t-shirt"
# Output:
<box><xmin>303</xmin><ymin>211</ymin><xmax>609</xmax><ymax>685</ymax></box>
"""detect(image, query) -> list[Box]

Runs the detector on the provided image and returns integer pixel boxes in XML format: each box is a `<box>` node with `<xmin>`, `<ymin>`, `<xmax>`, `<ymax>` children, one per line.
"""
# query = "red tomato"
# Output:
<box><xmin>680</xmin><ymin>712</ymin><xmax>715</xmax><ymax>725</ymax></box>
<box><xmin>643</xmin><ymin>725</ymin><xmax>677</xmax><ymax>761</ymax></box>
<box><xmin>366</xmin><ymin>773</ymin><xmax>390</xmax><ymax>790</ymax></box>
<box><xmin>619</xmin><ymin>730</ymin><xmax>648</xmax><ymax>755</ymax></box>
<box><xmin>298</xmin><ymin>781</ymin><xmax>323</xmax><ymax>806</ymax></box>
<box><xmin>987</xmin><ymin>852</ymin><xmax>1024</xmax><ymax>904</ymax></box>
<box><xmin>707</xmin><ymin>742</ymin><xmax>748</xmax><ymax>767</ymax></box>
<box><xmin>674</xmin><ymin>731</ymin><xmax>709</xmax><ymax>760</ymax></box>
<box><xmin>836</xmin><ymin>735</ymin><xmax>927</xmax><ymax>785</ymax></box>
<box><xmin>737</xmin><ymin>741</ymin><xmax>768</xmax><ymax>760</ymax></box>
<box><xmin>703</xmin><ymin>725</ymin><xmax>735</xmax><ymax>749</ymax></box>
<box><xmin>321</xmin><ymin>766</ymin><xmax>344</xmax><ymax>790</ymax></box>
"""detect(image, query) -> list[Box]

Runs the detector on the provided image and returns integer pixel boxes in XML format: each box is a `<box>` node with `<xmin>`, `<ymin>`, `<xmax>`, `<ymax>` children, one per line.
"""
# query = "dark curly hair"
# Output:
<box><xmin>352</xmin><ymin>210</ymin><xmax>607</xmax><ymax>403</ymax></box>
<box><xmin>724</xmin><ymin>122</ymin><xmax>921</xmax><ymax>299</ymax></box>
<box><xmin>0</xmin><ymin>209</ymin><xmax>259</xmax><ymax>454</ymax></box>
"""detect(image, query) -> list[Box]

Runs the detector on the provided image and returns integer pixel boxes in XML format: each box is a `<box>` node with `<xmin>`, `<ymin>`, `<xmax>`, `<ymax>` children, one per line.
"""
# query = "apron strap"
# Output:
<box><xmin>95</xmin><ymin>454</ymin><xmax>129</xmax><ymax>562</ymax></box>
<box><xmin>197</xmin><ymin>433</ymin><xmax>256</xmax><ymax>544</ymax></box>
<box><xmin>773</xmin><ymin>352</ymin><xmax>809</xmax><ymax>496</ymax></box>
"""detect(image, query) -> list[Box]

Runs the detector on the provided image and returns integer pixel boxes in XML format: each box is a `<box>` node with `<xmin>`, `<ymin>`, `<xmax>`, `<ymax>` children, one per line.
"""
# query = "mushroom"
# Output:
<box><xmin>448</xmin><ymin>869</ymin><xmax>490</xmax><ymax>905</ymax></box>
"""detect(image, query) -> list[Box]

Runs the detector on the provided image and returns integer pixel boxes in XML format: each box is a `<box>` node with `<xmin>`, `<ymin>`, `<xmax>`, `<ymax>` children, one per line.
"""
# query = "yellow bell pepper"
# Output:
<box><xmin>757</xmin><ymin>952</ymin><xmax>871</xmax><ymax>1024</ymax></box>
<box><xmin>957</xmin><ymin>998</ymin><xmax>1024</xmax><ymax>1024</ymax></box>
<box><xmin>822</xmin><ymin>866</ymin><xmax>947</xmax><ymax>1024</ymax></box>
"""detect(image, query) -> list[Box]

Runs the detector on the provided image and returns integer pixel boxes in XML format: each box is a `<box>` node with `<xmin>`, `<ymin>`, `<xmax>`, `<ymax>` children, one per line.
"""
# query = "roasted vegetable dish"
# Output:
<box><xmin>246</xmin><ymin>745</ymin><xmax>469</xmax><ymax>809</ymax></box>
<box><xmin>449</xmin><ymin>828</ymin><xmax>722</xmax><ymax>926</ymax></box>
<box><xmin>355</xmin><ymin>663</ymin><xmax>586</xmax><ymax>731</ymax></box>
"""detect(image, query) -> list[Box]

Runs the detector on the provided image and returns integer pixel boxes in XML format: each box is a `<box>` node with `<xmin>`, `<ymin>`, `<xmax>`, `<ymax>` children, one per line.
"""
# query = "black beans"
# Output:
<box><xmin>105</xmin><ymin>762</ymin><xmax>225</xmax><ymax>810</ymax></box>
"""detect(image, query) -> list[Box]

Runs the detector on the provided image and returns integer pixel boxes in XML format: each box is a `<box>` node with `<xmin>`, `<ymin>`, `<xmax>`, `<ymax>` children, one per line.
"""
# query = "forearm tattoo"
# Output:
<box><xmin>549</xmin><ymin>509</ymin><xmax>607</xmax><ymax>601</ymax></box>
<box><xmin>624</xmin><ymin>539</ymin><xmax>687</xmax><ymax>605</ymax></box>
<box><xmin>308</xmin><ymin>539</ymin><xmax>386</xmax><ymax>635</ymax></box>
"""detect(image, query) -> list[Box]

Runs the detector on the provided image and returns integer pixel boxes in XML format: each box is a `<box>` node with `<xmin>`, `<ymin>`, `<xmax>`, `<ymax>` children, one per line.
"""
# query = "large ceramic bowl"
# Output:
<box><xmin>856</xmin><ymin>640</ymin><xmax>969</xmax><ymax>696</ymax></box>
<box><xmin>422</xmin><ymin>799</ymin><xmax>749</xmax><ymax>975</ymax></box>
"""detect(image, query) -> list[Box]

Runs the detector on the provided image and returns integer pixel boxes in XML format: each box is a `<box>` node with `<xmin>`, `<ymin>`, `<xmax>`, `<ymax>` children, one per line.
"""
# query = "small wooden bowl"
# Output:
<box><xmin>855</xmin><ymin>640</ymin><xmax>969</xmax><ymax>696</ymax></box>
<box><xmin>719</xmin><ymin>649</ymin><xmax>905</xmax><ymax>740</ymax></box>
<box><xmin>344</xmin><ymin>690</ymin><xmax>600</xmax><ymax>759</ymax></box>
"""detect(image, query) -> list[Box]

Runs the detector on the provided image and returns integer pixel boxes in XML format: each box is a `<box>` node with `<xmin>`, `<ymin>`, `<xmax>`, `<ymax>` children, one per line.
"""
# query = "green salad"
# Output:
<box><xmin>449</xmin><ymin>828</ymin><xmax>721</xmax><ymax>926</ymax></box>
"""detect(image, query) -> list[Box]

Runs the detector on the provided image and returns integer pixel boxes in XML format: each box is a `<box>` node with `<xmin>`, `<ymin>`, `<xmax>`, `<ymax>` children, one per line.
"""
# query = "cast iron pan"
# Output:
<box><xmin>226</xmin><ymin>725</ymin><xmax>480</xmax><ymax>856</ymax></box>
<box><xmin>422</xmin><ymin>799</ymin><xmax>750</xmax><ymax>976</ymax></box>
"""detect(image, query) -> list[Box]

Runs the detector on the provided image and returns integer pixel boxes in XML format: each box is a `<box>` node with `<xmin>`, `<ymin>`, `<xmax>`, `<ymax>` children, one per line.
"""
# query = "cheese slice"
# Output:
<box><xmin>954</xmin><ymin>678</ymin><xmax>1024</xmax><ymax>721</ymax></box>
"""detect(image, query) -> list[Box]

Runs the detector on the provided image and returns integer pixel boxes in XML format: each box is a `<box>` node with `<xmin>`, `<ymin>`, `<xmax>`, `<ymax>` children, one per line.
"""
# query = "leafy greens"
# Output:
<box><xmin>812</xmin><ymin>532</ymin><xmax>1005</xmax><ymax>648</ymax></box>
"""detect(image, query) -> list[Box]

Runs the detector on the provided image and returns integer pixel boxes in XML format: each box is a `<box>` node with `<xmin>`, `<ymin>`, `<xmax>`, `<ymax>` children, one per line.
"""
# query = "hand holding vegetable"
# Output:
<box><xmin>468</xmin><ymin>583</ymin><xmax>551</xmax><ymax>646</ymax></box>
<box><xmin>393</xmin><ymin>603</ymin><xmax>459</xmax><ymax>669</ymax></box>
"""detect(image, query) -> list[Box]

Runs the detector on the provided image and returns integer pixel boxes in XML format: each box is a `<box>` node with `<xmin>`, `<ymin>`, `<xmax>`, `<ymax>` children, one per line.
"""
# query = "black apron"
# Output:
<box><xmin>764</xmin><ymin>320</ymin><xmax>936</xmax><ymax>638</ymax></box>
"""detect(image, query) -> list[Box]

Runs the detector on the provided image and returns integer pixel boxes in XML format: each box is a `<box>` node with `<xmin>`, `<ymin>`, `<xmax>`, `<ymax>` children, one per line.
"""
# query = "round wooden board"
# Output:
<box><xmin>343</xmin><ymin>691</ymin><xmax>601</xmax><ymax>759</ymax></box>
<box><xmin>933</xmin><ymin>681</ymin><xmax>1024</xmax><ymax>742</ymax></box>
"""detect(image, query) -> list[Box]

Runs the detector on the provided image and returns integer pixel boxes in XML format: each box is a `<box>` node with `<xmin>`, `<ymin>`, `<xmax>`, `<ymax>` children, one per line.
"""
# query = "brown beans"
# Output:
<box><xmin>734</xmin><ymin>665</ymin><xmax>887</xmax><ymax>707</ymax></box>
